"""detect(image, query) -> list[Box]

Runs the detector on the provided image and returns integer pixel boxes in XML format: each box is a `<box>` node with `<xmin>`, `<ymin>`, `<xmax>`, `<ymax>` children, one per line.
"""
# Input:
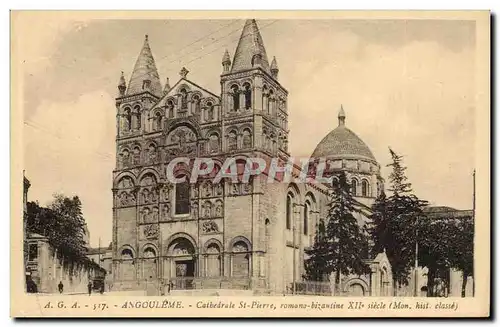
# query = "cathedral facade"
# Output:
<box><xmin>111</xmin><ymin>19</ymin><xmax>391</xmax><ymax>296</ymax></box>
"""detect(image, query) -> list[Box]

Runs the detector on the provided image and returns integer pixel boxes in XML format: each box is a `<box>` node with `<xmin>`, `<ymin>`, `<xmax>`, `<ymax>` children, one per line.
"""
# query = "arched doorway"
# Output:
<box><xmin>205</xmin><ymin>243</ymin><xmax>221</xmax><ymax>278</ymax></box>
<box><xmin>119</xmin><ymin>248</ymin><xmax>136</xmax><ymax>280</ymax></box>
<box><xmin>167</xmin><ymin>237</ymin><xmax>196</xmax><ymax>289</ymax></box>
<box><xmin>348</xmin><ymin>283</ymin><xmax>365</xmax><ymax>297</ymax></box>
<box><xmin>142</xmin><ymin>247</ymin><xmax>157</xmax><ymax>280</ymax></box>
<box><xmin>232</xmin><ymin>241</ymin><xmax>250</xmax><ymax>278</ymax></box>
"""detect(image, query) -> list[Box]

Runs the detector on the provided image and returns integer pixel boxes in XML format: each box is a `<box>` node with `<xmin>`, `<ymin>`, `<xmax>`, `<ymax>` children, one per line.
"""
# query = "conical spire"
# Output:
<box><xmin>126</xmin><ymin>34</ymin><xmax>162</xmax><ymax>97</ymax></box>
<box><xmin>222</xmin><ymin>49</ymin><xmax>231</xmax><ymax>73</ymax></box>
<box><xmin>231</xmin><ymin>19</ymin><xmax>270</xmax><ymax>73</ymax></box>
<box><xmin>270</xmin><ymin>56</ymin><xmax>279</xmax><ymax>79</ymax></box>
<box><xmin>270</xmin><ymin>56</ymin><xmax>278</xmax><ymax>71</ymax></box>
<box><xmin>118</xmin><ymin>71</ymin><xmax>127</xmax><ymax>96</ymax></box>
<box><xmin>338</xmin><ymin>105</ymin><xmax>346</xmax><ymax>126</ymax></box>
<box><xmin>163</xmin><ymin>77</ymin><xmax>171</xmax><ymax>95</ymax></box>
<box><xmin>222</xmin><ymin>49</ymin><xmax>231</xmax><ymax>64</ymax></box>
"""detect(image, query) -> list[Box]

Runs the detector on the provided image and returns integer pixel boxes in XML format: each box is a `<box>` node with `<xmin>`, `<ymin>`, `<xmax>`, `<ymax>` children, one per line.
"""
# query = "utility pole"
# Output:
<box><xmin>414</xmin><ymin>223</ymin><xmax>419</xmax><ymax>297</ymax></box>
<box><xmin>98</xmin><ymin>237</ymin><xmax>101</xmax><ymax>277</ymax></box>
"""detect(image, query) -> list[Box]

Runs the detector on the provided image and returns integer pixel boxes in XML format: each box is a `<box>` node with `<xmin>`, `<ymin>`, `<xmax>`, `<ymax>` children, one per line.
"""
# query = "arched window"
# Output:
<box><xmin>304</xmin><ymin>201</ymin><xmax>309</xmax><ymax>236</ymax></box>
<box><xmin>267</xmin><ymin>90</ymin><xmax>274</xmax><ymax>115</ymax></box>
<box><xmin>133</xmin><ymin>105</ymin><xmax>141</xmax><ymax>130</ymax></box>
<box><xmin>175</xmin><ymin>179</ymin><xmax>190</xmax><ymax>215</ymax></box>
<box><xmin>351</xmin><ymin>179</ymin><xmax>358</xmax><ymax>196</ymax></box>
<box><xmin>262</xmin><ymin>86</ymin><xmax>268</xmax><ymax>112</ymax></box>
<box><xmin>167</xmin><ymin>100</ymin><xmax>174</xmax><ymax>118</ymax></box>
<box><xmin>286</xmin><ymin>193</ymin><xmax>293</xmax><ymax>230</ymax></box>
<box><xmin>231</xmin><ymin>85</ymin><xmax>240</xmax><ymax>110</ymax></box>
<box><xmin>155</xmin><ymin>112</ymin><xmax>162</xmax><ymax>131</ymax></box>
<box><xmin>192</xmin><ymin>94</ymin><xmax>201</xmax><ymax>114</ymax></box>
<box><xmin>180</xmin><ymin>88</ymin><xmax>188</xmax><ymax>109</ymax></box>
<box><xmin>123</xmin><ymin>108</ymin><xmax>132</xmax><ymax>131</ymax></box>
<box><xmin>243</xmin><ymin>83</ymin><xmax>252</xmax><ymax>109</ymax></box>
<box><xmin>206</xmin><ymin>101</ymin><xmax>214</xmax><ymax>121</ymax></box>
<box><xmin>362</xmin><ymin>180</ymin><xmax>369</xmax><ymax>197</ymax></box>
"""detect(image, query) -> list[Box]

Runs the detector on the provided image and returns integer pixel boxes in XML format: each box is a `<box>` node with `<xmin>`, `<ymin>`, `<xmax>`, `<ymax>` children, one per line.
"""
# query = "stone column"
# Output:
<box><xmin>370</xmin><ymin>266</ymin><xmax>379</xmax><ymax>297</ymax></box>
<box><xmin>203</xmin><ymin>255</ymin><xmax>208</xmax><ymax>277</ymax></box>
<box><xmin>227</xmin><ymin>94</ymin><xmax>233</xmax><ymax>113</ymax></box>
<box><xmin>371</xmin><ymin>172</ymin><xmax>378</xmax><ymax>198</ymax></box>
<box><xmin>253</xmin><ymin>77</ymin><xmax>263</xmax><ymax>112</ymax></box>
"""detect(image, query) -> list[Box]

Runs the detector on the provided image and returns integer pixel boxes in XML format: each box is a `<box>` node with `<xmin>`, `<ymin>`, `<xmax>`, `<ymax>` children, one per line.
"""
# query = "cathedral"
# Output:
<box><xmin>111</xmin><ymin>19</ymin><xmax>393</xmax><ymax>296</ymax></box>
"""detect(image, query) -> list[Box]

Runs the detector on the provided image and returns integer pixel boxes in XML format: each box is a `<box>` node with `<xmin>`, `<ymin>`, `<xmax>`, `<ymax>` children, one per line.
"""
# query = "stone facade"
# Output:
<box><xmin>111</xmin><ymin>19</ymin><xmax>391</xmax><ymax>296</ymax></box>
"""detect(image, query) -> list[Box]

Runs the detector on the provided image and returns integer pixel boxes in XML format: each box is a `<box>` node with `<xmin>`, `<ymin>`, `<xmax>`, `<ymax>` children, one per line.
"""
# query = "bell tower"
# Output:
<box><xmin>220</xmin><ymin>19</ymin><xmax>289</xmax><ymax>160</ymax></box>
<box><xmin>115</xmin><ymin>34</ymin><xmax>162</xmax><ymax>141</ymax></box>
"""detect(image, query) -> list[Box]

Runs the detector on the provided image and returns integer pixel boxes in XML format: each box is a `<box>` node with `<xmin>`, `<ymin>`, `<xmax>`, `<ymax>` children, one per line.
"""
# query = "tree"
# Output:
<box><xmin>418</xmin><ymin>216</ymin><xmax>451</xmax><ymax>297</ymax></box>
<box><xmin>325</xmin><ymin>171</ymin><xmax>371</xmax><ymax>293</ymax></box>
<box><xmin>452</xmin><ymin>216</ymin><xmax>474</xmax><ymax>297</ymax></box>
<box><xmin>370</xmin><ymin>148</ymin><xmax>428</xmax><ymax>290</ymax></box>
<box><xmin>420</xmin><ymin>215</ymin><xmax>474</xmax><ymax>297</ymax></box>
<box><xmin>366</xmin><ymin>190</ymin><xmax>390</xmax><ymax>257</ymax></box>
<box><xmin>26</xmin><ymin>194</ymin><xmax>88</xmax><ymax>262</ymax></box>
<box><xmin>48</xmin><ymin>194</ymin><xmax>88</xmax><ymax>259</ymax></box>
<box><xmin>304</xmin><ymin>218</ymin><xmax>329</xmax><ymax>281</ymax></box>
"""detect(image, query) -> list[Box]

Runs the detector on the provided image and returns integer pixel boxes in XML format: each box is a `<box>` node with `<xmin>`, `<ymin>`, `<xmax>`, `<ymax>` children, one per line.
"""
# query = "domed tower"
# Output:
<box><xmin>311</xmin><ymin>105</ymin><xmax>384</xmax><ymax>213</ymax></box>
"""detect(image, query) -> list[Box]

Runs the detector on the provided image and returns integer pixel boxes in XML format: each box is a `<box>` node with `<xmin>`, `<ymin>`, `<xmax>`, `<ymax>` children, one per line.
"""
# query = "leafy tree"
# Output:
<box><xmin>26</xmin><ymin>194</ymin><xmax>89</xmax><ymax>263</ymax></box>
<box><xmin>418</xmin><ymin>216</ymin><xmax>452</xmax><ymax>296</ymax></box>
<box><xmin>420</xmin><ymin>215</ymin><xmax>474</xmax><ymax>297</ymax></box>
<box><xmin>48</xmin><ymin>194</ymin><xmax>88</xmax><ymax>259</ymax></box>
<box><xmin>452</xmin><ymin>216</ymin><xmax>474</xmax><ymax>297</ymax></box>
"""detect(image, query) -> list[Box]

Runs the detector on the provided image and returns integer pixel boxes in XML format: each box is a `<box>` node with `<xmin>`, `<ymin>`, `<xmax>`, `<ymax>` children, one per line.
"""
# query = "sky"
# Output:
<box><xmin>19</xmin><ymin>15</ymin><xmax>477</xmax><ymax>248</ymax></box>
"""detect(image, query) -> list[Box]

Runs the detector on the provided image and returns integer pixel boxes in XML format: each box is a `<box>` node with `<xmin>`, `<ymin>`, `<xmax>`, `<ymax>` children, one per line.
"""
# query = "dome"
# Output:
<box><xmin>311</xmin><ymin>106</ymin><xmax>377</xmax><ymax>162</ymax></box>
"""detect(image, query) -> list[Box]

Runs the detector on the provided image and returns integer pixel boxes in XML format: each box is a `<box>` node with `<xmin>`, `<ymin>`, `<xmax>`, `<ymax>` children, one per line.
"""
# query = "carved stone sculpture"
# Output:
<box><xmin>144</xmin><ymin>224</ymin><xmax>159</xmax><ymax>240</ymax></box>
<box><xmin>202</xmin><ymin>220</ymin><xmax>219</xmax><ymax>234</ymax></box>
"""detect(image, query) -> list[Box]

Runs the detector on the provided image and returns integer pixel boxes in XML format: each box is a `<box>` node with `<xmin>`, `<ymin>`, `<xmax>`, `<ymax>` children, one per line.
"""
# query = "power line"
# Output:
<box><xmin>91</xmin><ymin>20</ymin><xmax>242</xmax><ymax>86</ymax></box>
<box><xmin>157</xmin><ymin>19</ymin><xmax>240</xmax><ymax>63</ymax></box>
<box><xmin>124</xmin><ymin>19</ymin><xmax>278</xmax><ymax>86</ymax></box>
<box><xmin>23</xmin><ymin>20</ymin><xmax>280</xmax><ymax>163</ymax></box>
<box><xmin>183</xmin><ymin>20</ymin><xmax>278</xmax><ymax>67</ymax></box>
<box><xmin>24</xmin><ymin>120</ymin><xmax>115</xmax><ymax>161</ymax></box>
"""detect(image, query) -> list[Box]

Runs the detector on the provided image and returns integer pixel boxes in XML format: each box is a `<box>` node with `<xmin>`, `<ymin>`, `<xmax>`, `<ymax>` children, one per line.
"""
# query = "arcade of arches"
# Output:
<box><xmin>114</xmin><ymin>236</ymin><xmax>252</xmax><ymax>286</ymax></box>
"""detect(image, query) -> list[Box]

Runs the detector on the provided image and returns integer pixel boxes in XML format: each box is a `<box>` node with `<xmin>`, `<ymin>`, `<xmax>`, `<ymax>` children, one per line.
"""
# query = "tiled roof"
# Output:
<box><xmin>126</xmin><ymin>35</ymin><xmax>162</xmax><ymax>97</ymax></box>
<box><xmin>424</xmin><ymin>206</ymin><xmax>474</xmax><ymax>219</ymax></box>
<box><xmin>231</xmin><ymin>19</ymin><xmax>270</xmax><ymax>73</ymax></box>
<box><xmin>311</xmin><ymin>125</ymin><xmax>377</xmax><ymax>161</ymax></box>
<box><xmin>87</xmin><ymin>247</ymin><xmax>111</xmax><ymax>255</ymax></box>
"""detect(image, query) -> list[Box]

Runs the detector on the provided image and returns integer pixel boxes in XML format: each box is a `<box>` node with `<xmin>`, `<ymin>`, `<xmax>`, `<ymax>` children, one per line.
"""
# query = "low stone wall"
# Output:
<box><xmin>26</xmin><ymin>238</ymin><xmax>105</xmax><ymax>294</ymax></box>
